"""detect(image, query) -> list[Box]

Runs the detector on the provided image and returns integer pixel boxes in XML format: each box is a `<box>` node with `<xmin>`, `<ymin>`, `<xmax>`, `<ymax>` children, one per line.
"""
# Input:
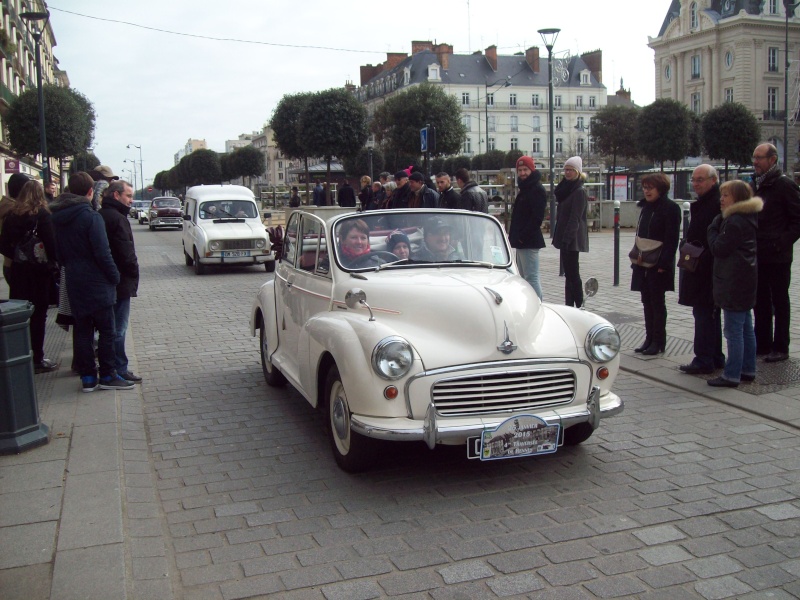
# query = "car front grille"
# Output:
<box><xmin>221</xmin><ymin>239</ymin><xmax>257</xmax><ymax>250</ymax></box>
<box><xmin>431</xmin><ymin>369</ymin><xmax>576</xmax><ymax>416</ymax></box>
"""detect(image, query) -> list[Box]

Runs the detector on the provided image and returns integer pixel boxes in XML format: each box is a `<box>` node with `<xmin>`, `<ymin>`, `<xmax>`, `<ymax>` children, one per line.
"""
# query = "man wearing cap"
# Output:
<box><xmin>454</xmin><ymin>168</ymin><xmax>489</xmax><ymax>213</ymax></box>
<box><xmin>389</xmin><ymin>171</ymin><xmax>412</xmax><ymax>209</ymax></box>
<box><xmin>408</xmin><ymin>172</ymin><xmax>439</xmax><ymax>208</ymax></box>
<box><xmin>509</xmin><ymin>156</ymin><xmax>546</xmax><ymax>299</ymax></box>
<box><xmin>289</xmin><ymin>186</ymin><xmax>301</xmax><ymax>208</ymax></box>
<box><xmin>435</xmin><ymin>173</ymin><xmax>461</xmax><ymax>210</ymax></box>
<box><xmin>89</xmin><ymin>165</ymin><xmax>120</xmax><ymax>211</ymax></box>
<box><xmin>413</xmin><ymin>217</ymin><xmax>463</xmax><ymax>262</ymax></box>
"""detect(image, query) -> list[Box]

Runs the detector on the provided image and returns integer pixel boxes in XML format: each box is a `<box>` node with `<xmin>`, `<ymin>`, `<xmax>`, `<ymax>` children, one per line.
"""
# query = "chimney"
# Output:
<box><xmin>344</xmin><ymin>81</ymin><xmax>356</xmax><ymax>93</ymax></box>
<box><xmin>360</xmin><ymin>64</ymin><xmax>381</xmax><ymax>86</ymax></box>
<box><xmin>385</xmin><ymin>52</ymin><xmax>408</xmax><ymax>70</ymax></box>
<box><xmin>485</xmin><ymin>45</ymin><xmax>498</xmax><ymax>72</ymax></box>
<box><xmin>525</xmin><ymin>46</ymin><xmax>540</xmax><ymax>73</ymax></box>
<box><xmin>411</xmin><ymin>40</ymin><xmax>433</xmax><ymax>54</ymax></box>
<box><xmin>581</xmin><ymin>49</ymin><xmax>603</xmax><ymax>84</ymax></box>
<box><xmin>433</xmin><ymin>42</ymin><xmax>453</xmax><ymax>70</ymax></box>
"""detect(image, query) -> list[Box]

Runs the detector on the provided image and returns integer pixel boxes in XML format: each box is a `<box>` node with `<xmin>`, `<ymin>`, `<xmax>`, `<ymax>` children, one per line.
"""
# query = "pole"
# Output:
<box><xmin>547</xmin><ymin>46</ymin><xmax>556</xmax><ymax>237</ymax></box>
<box><xmin>33</xmin><ymin>31</ymin><xmax>49</xmax><ymax>183</ymax></box>
<box><xmin>368</xmin><ymin>147</ymin><xmax>373</xmax><ymax>183</ymax></box>
<box><xmin>783</xmin><ymin>1</ymin><xmax>798</xmax><ymax>170</ymax></box>
<box><xmin>613</xmin><ymin>200</ymin><xmax>620</xmax><ymax>286</ymax></box>
<box><xmin>138</xmin><ymin>146</ymin><xmax>145</xmax><ymax>201</ymax></box>
<box><xmin>682</xmin><ymin>201</ymin><xmax>691</xmax><ymax>242</ymax></box>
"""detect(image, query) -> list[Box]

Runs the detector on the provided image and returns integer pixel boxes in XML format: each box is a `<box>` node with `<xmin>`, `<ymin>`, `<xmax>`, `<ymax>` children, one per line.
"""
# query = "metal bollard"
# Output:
<box><xmin>613</xmin><ymin>200</ymin><xmax>620</xmax><ymax>287</ymax></box>
<box><xmin>682</xmin><ymin>202</ymin><xmax>691</xmax><ymax>242</ymax></box>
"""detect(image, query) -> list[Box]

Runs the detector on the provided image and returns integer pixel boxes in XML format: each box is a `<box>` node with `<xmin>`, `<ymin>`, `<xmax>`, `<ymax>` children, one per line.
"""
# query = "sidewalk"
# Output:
<box><xmin>1</xmin><ymin>228</ymin><xmax>799</xmax><ymax>599</ymax></box>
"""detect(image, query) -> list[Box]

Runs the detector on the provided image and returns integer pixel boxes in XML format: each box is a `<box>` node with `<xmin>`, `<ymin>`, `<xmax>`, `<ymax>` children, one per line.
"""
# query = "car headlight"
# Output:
<box><xmin>150</xmin><ymin>210</ymin><xmax>157</xmax><ymax>217</ymax></box>
<box><xmin>209</xmin><ymin>240</ymin><xmax>221</xmax><ymax>251</ymax></box>
<box><xmin>372</xmin><ymin>337</ymin><xmax>413</xmax><ymax>380</ymax></box>
<box><xmin>585</xmin><ymin>324</ymin><xmax>621</xmax><ymax>363</ymax></box>
<box><xmin>255</xmin><ymin>239</ymin><xmax>266</xmax><ymax>249</ymax></box>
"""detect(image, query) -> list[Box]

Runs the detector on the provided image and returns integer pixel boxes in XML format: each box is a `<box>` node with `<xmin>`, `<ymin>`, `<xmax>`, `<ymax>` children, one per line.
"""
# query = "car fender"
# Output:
<box><xmin>250</xmin><ymin>279</ymin><xmax>278</xmax><ymax>355</ymax></box>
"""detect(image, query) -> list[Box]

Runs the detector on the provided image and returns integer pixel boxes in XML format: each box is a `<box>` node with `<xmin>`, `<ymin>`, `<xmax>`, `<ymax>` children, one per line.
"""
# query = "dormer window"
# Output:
<box><xmin>403</xmin><ymin>68</ymin><xmax>410</xmax><ymax>86</ymax></box>
<box><xmin>427</xmin><ymin>64</ymin><xmax>441</xmax><ymax>81</ymax></box>
<box><xmin>690</xmin><ymin>2</ymin><xmax>698</xmax><ymax>29</ymax></box>
<box><xmin>580</xmin><ymin>70</ymin><xmax>590</xmax><ymax>86</ymax></box>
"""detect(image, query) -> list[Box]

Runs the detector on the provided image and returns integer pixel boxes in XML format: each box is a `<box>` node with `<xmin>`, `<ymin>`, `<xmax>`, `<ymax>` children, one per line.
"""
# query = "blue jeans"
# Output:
<box><xmin>114</xmin><ymin>297</ymin><xmax>131</xmax><ymax>373</ymax></box>
<box><xmin>74</xmin><ymin>305</ymin><xmax>116</xmax><ymax>379</ymax></box>
<box><xmin>516</xmin><ymin>248</ymin><xmax>542</xmax><ymax>300</ymax></box>
<box><xmin>723</xmin><ymin>309</ymin><xmax>756</xmax><ymax>383</ymax></box>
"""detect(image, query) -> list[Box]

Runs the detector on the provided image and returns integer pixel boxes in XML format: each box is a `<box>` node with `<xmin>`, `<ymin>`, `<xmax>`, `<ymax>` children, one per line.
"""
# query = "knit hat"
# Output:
<box><xmin>386</xmin><ymin>230</ymin><xmax>411</xmax><ymax>252</ymax></box>
<box><xmin>7</xmin><ymin>173</ymin><xmax>31</xmax><ymax>198</ymax></box>
<box><xmin>408</xmin><ymin>172</ymin><xmax>425</xmax><ymax>182</ymax></box>
<box><xmin>564</xmin><ymin>156</ymin><xmax>582</xmax><ymax>174</ymax></box>
<box><xmin>394</xmin><ymin>171</ymin><xmax>409</xmax><ymax>181</ymax></box>
<box><xmin>516</xmin><ymin>155</ymin><xmax>536</xmax><ymax>171</ymax></box>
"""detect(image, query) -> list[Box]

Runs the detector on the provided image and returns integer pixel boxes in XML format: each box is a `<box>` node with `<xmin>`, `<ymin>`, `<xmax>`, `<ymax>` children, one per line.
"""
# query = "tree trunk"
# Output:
<box><xmin>724</xmin><ymin>159</ymin><xmax>729</xmax><ymax>182</ymax></box>
<box><xmin>304</xmin><ymin>157</ymin><xmax>310</xmax><ymax>205</ymax></box>
<box><xmin>326</xmin><ymin>157</ymin><xmax>332</xmax><ymax>206</ymax></box>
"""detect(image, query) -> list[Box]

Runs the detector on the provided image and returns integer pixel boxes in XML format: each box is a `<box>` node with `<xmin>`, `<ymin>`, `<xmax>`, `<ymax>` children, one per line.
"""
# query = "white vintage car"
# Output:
<box><xmin>250</xmin><ymin>209</ymin><xmax>623</xmax><ymax>472</ymax></box>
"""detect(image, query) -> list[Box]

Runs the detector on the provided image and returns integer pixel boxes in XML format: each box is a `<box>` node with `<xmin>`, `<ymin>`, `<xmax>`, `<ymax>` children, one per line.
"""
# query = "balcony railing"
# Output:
<box><xmin>763</xmin><ymin>110</ymin><xmax>786</xmax><ymax>121</ymax></box>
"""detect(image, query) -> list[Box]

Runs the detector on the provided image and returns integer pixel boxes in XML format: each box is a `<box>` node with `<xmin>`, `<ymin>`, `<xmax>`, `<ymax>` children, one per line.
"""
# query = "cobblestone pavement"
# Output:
<box><xmin>2</xmin><ymin>221</ymin><xmax>800</xmax><ymax>599</ymax></box>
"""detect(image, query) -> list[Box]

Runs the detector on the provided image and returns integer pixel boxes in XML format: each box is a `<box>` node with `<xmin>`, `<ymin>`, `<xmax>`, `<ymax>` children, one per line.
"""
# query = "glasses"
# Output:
<box><xmin>690</xmin><ymin>177</ymin><xmax>708</xmax><ymax>183</ymax></box>
<box><xmin>641</xmin><ymin>185</ymin><xmax>655</xmax><ymax>191</ymax></box>
<box><xmin>752</xmin><ymin>155</ymin><xmax>769</xmax><ymax>161</ymax></box>
<box><xmin>564</xmin><ymin>168</ymin><xmax>577</xmax><ymax>173</ymax></box>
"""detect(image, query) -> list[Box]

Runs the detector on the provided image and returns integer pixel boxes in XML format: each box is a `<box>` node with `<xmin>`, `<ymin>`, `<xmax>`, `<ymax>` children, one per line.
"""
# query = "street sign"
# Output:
<box><xmin>420</xmin><ymin>127</ymin><xmax>428</xmax><ymax>153</ymax></box>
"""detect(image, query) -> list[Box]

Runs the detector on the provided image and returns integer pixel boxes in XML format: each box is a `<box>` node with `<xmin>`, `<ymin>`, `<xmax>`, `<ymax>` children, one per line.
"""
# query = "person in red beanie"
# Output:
<box><xmin>508</xmin><ymin>155</ymin><xmax>546</xmax><ymax>299</ymax></box>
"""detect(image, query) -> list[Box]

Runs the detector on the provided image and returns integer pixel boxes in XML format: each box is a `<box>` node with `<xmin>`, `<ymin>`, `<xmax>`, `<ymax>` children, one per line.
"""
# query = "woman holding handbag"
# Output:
<box><xmin>552</xmin><ymin>156</ymin><xmax>589</xmax><ymax>307</ymax></box>
<box><xmin>631</xmin><ymin>173</ymin><xmax>681</xmax><ymax>355</ymax></box>
<box><xmin>0</xmin><ymin>180</ymin><xmax>59</xmax><ymax>373</ymax></box>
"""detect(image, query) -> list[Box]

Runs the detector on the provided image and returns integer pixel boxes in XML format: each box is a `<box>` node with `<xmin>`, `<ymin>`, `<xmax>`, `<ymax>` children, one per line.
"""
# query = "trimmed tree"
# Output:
<box><xmin>701</xmin><ymin>102</ymin><xmax>760</xmax><ymax>179</ymax></box>
<box><xmin>229</xmin><ymin>145</ymin><xmax>266</xmax><ymax>188</ymax></box>
<box><xmin>188</xmin><ymin>149</ymin><xmax>222</xmax><ymax>185</ymax></box>
<box><xmin>343</xmin><ymin>146</ymin><xmax>385</xmax><ymax>179</ymax></box>
<box><xmin>504</xmin><ymin>149</ymin><xmax>524</xmax><ymax>168</ymax></box>
<box><xmin>270</xmin><ymin>92</ymin><xmax>313</xmax><ymax>201</ymax></box>
<box><xmin>298</xmin><ymin>88</ymin><xmax>368</xmax><ymax>203</ymax></box>
<box><xmin>637</xmin><ymin>99</ymin><xmax>692</xmax><ymax>171</ymax></box>
<box><xmin>68</xmin><ymin>151</ymin><xmax>100</xmax><ymax>175</ymax></box>
<box><xmin>590</xmin><ymin>105</ymin><xmax>640</xmax><ymax>198</ymax></box>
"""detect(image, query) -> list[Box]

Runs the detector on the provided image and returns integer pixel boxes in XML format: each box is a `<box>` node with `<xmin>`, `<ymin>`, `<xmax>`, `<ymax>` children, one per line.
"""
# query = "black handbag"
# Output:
<box><xmin>677</xmin><ymin>241</ymin><xmax>705</xmax><ymax>272</ymax></box>
<box><xmin>628</xmin><ymin>236</ymin><xmax>663</xmax><ymax>268</ymax></box>
<box><xmin>13</xmin><ymin>227</ymin><xmax>50</xmax><ymax>271</ymax></box>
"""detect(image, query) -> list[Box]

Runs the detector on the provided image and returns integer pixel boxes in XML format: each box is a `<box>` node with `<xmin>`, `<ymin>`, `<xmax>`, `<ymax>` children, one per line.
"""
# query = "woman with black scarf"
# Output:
<box><xmin>552</xmin><ymin>156</ymin><xmax>589</xmax><ymax>307</ymax></box>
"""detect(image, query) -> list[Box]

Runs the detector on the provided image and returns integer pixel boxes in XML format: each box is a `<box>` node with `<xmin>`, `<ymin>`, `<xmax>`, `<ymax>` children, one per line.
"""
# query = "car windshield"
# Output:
<box><xmin>200</xmin><ymin>200</ymin><xmax>257</xmax><ymax>219</ymax></box>
<box><xmin>332</xmin><ymin>211</ymin><xmax>511</xmax><ymax>271</ymax></box>
<box><xmin>153</xmin><ymin>199</ymin><xmax>180</xmax><ymax>208</ymax></box>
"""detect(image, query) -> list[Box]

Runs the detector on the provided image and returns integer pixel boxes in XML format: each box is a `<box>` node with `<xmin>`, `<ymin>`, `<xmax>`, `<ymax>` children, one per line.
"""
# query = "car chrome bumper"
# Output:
<box><xmin>350</xmin><ymin>387</ymin><xmax>623</xmax><ymax>449</ymax></box>
<box><xmin>152</xmin><ymin>218</ymin><xmax>182</xmax><ymax>226</ymax></box>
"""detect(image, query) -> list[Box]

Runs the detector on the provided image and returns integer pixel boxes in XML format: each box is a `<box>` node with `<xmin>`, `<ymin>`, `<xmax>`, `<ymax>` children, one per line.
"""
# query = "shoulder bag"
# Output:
<box><xmin>13</xmin><ymin>227</ymin><xmax>51</xmax><ymax>270</ymax></box>
<box><xmin>628</xmin><ymin>212</ymin><xmax>663</xmax><ymax>268</ymax></box>
<box><xmin>677</xmin><ymin>240</ymin><xmax>704</xmax><ymax>272</ymax></box>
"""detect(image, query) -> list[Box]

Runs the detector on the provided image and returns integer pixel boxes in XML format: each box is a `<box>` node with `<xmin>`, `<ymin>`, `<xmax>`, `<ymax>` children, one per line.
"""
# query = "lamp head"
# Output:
<box><xmin>537</xmin><ymin>28</ymin><xmax>561</xmax><ymax>50</ymax></box>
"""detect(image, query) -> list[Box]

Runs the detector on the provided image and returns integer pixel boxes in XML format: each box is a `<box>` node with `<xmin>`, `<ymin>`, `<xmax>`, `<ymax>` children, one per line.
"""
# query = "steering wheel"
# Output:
<box><xmin>348</xmin><ymin>251</ymin><xmax>398</xmax><ymax>267</ymax></box>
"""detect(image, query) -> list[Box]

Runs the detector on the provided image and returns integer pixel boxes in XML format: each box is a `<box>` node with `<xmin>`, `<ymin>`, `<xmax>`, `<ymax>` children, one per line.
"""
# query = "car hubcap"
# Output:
<box><xmin>261</xmin><ymin>332</ymin><xmax>271</xmax><ymax>372</ymax></box>
<box><xmin>331</xmin><ymin>389</ymin><xmax>349</xmax><ymax>442</ymax></box>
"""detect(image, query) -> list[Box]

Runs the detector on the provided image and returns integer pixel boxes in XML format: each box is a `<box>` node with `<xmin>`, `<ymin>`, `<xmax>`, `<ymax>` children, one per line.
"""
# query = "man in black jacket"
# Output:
<box><xmin>454</xmin><ymin>168</ymin><xmax>489</xmax><ymax>213</ymax></box>
<box><xmin>337</xmin><ymin>179</ymin><xmax>357</xmax><ymax>208</ymax></box>
<box><xmin>99</xmin><ymin>181</ymin><xmax>142</xmax><ymax>383</ymax></box>
<box><xmin>508</xmin><ymin>156</ymin><xmax>546</xmax><ymax>299</ymax></box>
<box><xmin>751</xmin><ymin>143</ymin><xmax>800</xmax><ymax>362</ymax></box>
<box><xmin>678</xmin><ymin>164</ymin><xmax>725</xmax><ymax>374</ymax></box>
<box><xmin>435</xmin><ymin>173</ymin><xmax>461</xmax><ymax>210</ymax></box>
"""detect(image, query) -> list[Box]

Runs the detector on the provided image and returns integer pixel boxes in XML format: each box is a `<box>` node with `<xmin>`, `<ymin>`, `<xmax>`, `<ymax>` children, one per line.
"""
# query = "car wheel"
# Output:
<box><xmin>193</xmin><ymin>249</ymin><xmax>205</xmax><ymax>275</ymax></box>
<box><xmin>264</xmin><ymin>260</ymin><xmax>275</xmax><ymax>273</ymax></box>
<box><xmin>184</xmin><ymin>247</ymin><xmax>194</xmax><ymax>266</ymax></box>
<box><xmin>325</xmin><ymin>364</ymin><xmax>375</xmax><ymax>472</ymax></box>
<box><xmin>149</xmin><ymin>224</ymin><xmax>155</xmax><ymax>231</ymax></box>
<box><xmin>260</xmin><ymin>324</ymin><xmax>286</xmax><ymax>386</ymax></box>
<box><xmin>563</xmin><ymin>423</ymin><xmax>594</xmax><ymax>446</ymax></box>
<box><xmin>139</xmin><ymin>218</ymin><xmax>144</xmax><ymax>225</ymax></box>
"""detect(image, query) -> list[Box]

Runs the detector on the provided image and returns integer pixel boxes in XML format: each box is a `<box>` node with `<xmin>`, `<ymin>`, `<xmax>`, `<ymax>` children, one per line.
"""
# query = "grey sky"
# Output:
<box><xmin>48</xmin><ymin>0</ymin><xmax>671</xmax><ymax>186</ymax></box>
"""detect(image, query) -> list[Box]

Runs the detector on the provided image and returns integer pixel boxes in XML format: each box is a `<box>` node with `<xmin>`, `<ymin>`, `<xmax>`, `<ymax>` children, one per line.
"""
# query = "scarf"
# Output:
<box><xmin>754</xmin><ymin>162</ymin><xmax>780</xmax><ymax>191</ymax></box>
<box><xmin>554</xmin><ymin>177</ymin><xmax>582</xmax><ymax>203</ymax></box>
<box><xmin>340</xmin><ymin>240</ymin><xmax>371</xmax><ymax>262</ymax></box>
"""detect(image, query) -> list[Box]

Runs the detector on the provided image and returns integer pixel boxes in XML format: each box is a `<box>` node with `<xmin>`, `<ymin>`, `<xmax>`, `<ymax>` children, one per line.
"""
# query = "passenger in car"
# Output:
<box><xmin>338</xmin><ymin>219</ymin><xmax>384</xmax><ymax>268</ymax></box>
<box><xmin>413</xmin><ymin>217</ymin><xmax>463</xmax><ymax>262</ymax></box>
<box><xmin>386</xmin><ymin>230</ymin><xmax>411</xmax><ymax>260</ymax></box>
<box><xmin>203</xmin><ymin>203</ymin><xmax>218</xmax><ymax>218</ymax></box>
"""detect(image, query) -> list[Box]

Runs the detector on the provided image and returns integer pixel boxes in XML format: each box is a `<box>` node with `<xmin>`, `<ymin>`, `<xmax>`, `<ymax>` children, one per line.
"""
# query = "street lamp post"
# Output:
<box><xmin>127</xmin><ymin>144</ymin><xmax>144</xmax><ymax>199</ymax></box>
<box><xmin>123</xmin><ymin>159</ymin><xmax>137</xmax><ymax>195</ymax></box>
<box><xmin>20</xmin><ymin>4</ymin><xmax>51</xmax><ymax>184</ymax></box>
<box><xmin>538</xmin><ymin>27</ymin><xmax>561</xmax><ymax>237</ymax></box>
<box><xmin>366</xmin><ymin>137</ymin><xmax>375</xmax><ymax>183</ymax></box>
<box><xmin>783</xmin><ymin>1</ymin><xmax>799</xmax><ymax>171</ymax></box>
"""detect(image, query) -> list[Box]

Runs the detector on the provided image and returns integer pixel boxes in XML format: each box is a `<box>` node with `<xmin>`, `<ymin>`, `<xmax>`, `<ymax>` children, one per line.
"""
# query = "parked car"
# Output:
<box><xmin>131</xmin><ymin>200</ymin><xmax>150</xmax><ymax>221</ymax></box>
<box><xmin>148</xmin><ymin>197</ymin><xmax>183</xmax><ymax>230</ymax></box>
<box><xmin>182</xmin><ymin>184</ymin><xmax>274</xmax><ymax>275</ymax></box>
<box><xmin>249</xmin><ymin>209</ymin><xmax>623</xmax><ymax>472</ymax></box>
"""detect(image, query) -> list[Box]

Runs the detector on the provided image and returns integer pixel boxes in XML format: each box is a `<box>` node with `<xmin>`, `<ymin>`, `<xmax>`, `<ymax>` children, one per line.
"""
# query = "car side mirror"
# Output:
<box><xmin>183</xmin><ymin>214</ymin><xmax>191</xmax><ymax>220</ymax></box>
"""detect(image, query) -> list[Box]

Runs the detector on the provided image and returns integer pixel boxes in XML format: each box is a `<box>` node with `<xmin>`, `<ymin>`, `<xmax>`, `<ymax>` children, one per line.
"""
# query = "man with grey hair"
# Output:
<box><xmin>99</xmin><ymin>180</ymin><xmax>142</xmax><ymax>383</ymax></box>
<box><xmin>751</xmin><ymin>142</ymin><xmax>800</xmax><ymax>362</ymax></box>
<box><xmin>678</xmin><ymin>164</ymin><xmax>725</xmax><ymax>374</ymax></box>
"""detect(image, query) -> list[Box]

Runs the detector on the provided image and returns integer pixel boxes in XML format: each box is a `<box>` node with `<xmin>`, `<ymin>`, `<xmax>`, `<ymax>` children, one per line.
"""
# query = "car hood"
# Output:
<box><xmin>336</xmin><ymin>269</ymin><xmax>578</xmax><ymax>370</ymax></box>
<box><xmin>204</xmin><ymin>221</ymin><xmax>267</xmax><ymax>239</ymax></box>
<box><xmin>154</xmin><ymin>206</ymin><xmax>182</xmax><ymax>216</ymax></box>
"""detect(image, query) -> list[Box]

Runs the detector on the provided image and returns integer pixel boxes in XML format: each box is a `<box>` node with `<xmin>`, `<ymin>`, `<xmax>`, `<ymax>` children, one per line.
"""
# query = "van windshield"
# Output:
<box><xmin>200</xmin><ymin>201</ymin><xmax>257</xmax><ymax>219</ymax></box>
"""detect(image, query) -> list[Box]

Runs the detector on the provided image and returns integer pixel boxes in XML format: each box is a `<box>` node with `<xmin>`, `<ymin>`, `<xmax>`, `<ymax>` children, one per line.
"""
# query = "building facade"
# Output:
<box><xmin>252</xmin><ymin>125</ymin><xmax>298</xmax><ymax>188</ymax></box>
<box><xmin>0</xmin><ymin>0</ymin><xmax>66</xmax><ymax>188</ymax></box>
<box><xmin>649</xmin><ymin>0</ymin><xmax>800</xmax><ymax>170</ymax></box>
<box><xmin>355</xmin><ymin>41</ymin><xmax>608</xmax><ymax>170</ymax></box>
<box><xmin>173</xmin><ymin>138</ymin><xmax>207</xmax><ymax>165</ymax></box>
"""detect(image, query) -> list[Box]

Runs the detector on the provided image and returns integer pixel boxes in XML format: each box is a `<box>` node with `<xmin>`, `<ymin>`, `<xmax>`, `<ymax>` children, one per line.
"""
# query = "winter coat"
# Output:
<box><xmin>630</xmin><ymin>195</ymin><xmax>681</xmax><ymax>293</ymax></box>
<box><xmin>390</xmin><ymin>182</ymin><xmax>412</xmax><ymax>209</ymax></box>
<box><xmin>338</xmin><ymin>183</ymin><xmax>357</xmax><ymax>208</ymax></box>
<box><xmin>0</xmin><ymin>195</ymin><xmax>16</xmax><ymax>268</ymax></box>
<box><xmin>678</xmin><ymin>185</ymin><xmax>720</xmax><ymax>307</ymax></box>
<box><xmin>312</xmin><ymin>185</ymin><xmax>324</xmax><ymax>206</ymax></box>
<box><xmin>459</xmin><ymin>181</ymin><xmax>489</xmax><ymax>213</ymax></box>
<box><xmin>707</xmin><ymin>197</ymin><xmax>763</xmax><ymax>311</ymax></box>
<box><xmin>0</xmin><ymin>207</ymin><xmax>57</xmax><ymax>308</ymax></box>
<box><xmin>357</xmin><ymin>186</ymin><xmax>372</xmax><ymax>210</ymax></box>
<box><xmin>99</xmin><ymin>196</ymin><xmax>140</xmax><ymax>300</ymax></box>
<box><xmin>409</xmin><ymin>185</ymin><xmax>439</xmax><ymax>209</ymax></box>
<box><xmin>552</xmin><ymin>178</ymin><xmax>589</xmax><ymax>252</ymax></box>
<box><xmin>49</xmin><ymin>193</ymin><xmax>119</xmax><ymax>317</ymax></box>
<box><xmin>751</xmin><ymin>169</ymin><xmax>800</xmax><ymax>264</ymax></box>
<box><xmin>439</xmin><ymin>187</ymin><xmax>461</xmax><ymax>210</ymax></box>
<box><xmin>508</xmin><ymin>170</ymin><xmax>546</xmax><ymax>249</ymax></box>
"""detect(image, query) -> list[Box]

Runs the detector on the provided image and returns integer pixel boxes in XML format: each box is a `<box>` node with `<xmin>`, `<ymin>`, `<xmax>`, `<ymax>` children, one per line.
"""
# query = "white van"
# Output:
<box><xmin>182</xmin><ymin>185</ymin><xmax>275</xmax><ymax>275</ymax></box>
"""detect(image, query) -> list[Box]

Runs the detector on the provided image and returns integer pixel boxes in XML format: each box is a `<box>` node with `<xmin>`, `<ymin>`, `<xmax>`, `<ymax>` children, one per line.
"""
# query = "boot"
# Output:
<box><xmin>641</xmin><ymin>341</ymin><xmax>666</xmax><ymax>356</ymax></box>
<box><xmin>634</xmin><ymin>338</ymin><xmax>652</xmax><ymax>353</ymax></box>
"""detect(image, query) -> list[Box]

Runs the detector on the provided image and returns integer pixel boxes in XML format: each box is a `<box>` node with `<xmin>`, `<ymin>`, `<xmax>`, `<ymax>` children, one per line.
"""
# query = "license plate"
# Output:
<box><xmin>470</xmin><ymin>415</ymin><xmax>560</xmax><ymax>461</ymax></box>
<box><xmin>222</xmin><ymin>250</ymin><xmax>250</xmax><ymax>257</ymax></box>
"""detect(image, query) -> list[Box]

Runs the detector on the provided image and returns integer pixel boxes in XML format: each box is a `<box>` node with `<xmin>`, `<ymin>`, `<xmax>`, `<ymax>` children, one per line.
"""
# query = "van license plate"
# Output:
<box><xmin>222</xmin><ymin>250</ymin><xmax>250</xmax><ymax>257</ymax></box>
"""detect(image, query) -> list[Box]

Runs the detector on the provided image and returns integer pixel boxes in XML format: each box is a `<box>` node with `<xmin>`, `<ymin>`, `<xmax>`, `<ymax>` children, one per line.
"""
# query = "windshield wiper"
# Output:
<box><xmin>452</xmin><ymin>259</ymin><xmax>496</xmax><ymax>268</ymax></box>
<box><xmin>376</xmin><ymin>258</ymin><xmax>410</xmax><ymax>271</ymax></box>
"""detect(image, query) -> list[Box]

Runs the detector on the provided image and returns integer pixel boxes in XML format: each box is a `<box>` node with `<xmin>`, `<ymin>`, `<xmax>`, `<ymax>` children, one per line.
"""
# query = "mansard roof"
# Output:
<box><xmin>658</xmin><ymin>0</ymin><xmax>768</xmax><ymax>37</ymax></box>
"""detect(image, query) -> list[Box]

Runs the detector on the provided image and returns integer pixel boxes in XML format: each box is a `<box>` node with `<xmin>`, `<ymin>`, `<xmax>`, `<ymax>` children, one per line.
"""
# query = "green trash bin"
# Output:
<box><xmin>0</xmin><ymin>299</ymin><xmax>49</xmax><ymax>454</ymax></box>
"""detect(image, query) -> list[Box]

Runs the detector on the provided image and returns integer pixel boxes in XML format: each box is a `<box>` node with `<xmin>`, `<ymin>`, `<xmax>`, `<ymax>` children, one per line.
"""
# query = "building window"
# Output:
<box><xmin>581</xmin><ymin>73</ymin><xmax>589</xmax><ymax>85</ymax></box>
<box><xmin>510</xmin><ymin>115</ymin><xmax>518</xmax><ymax>132</ymax></box>
<box><xmin>532</xmin><ymin>94</ymin><xmax>539</xmax><ymax>107</ymax></box>
<box><xmin>725</xmin><ymin>51</ymin><xmax>733</xmax><ymax>69</ymax></box>
<box><xmin>462</xmin><ymin>138</ymin><xmax>472</xmax><ymax>154</ymax></box>
<box><xmin>576</xmin><ymin>96</ymin><xmax>583</xmax><ymax>107</ymax></box>
<box><xmin>589</xmin><ymin>96</ymin><xmax>596</xmax><ymax>108</ymax></box>
<box><xmin>428</xmin><ymin>66</ymin><xmax>439</xmax><ymax>80</ymax></box>
<box><xmin>510</xmin><ymin>137</ymin><xmax>519</xmax><ymax>151</ymax></box>
<box><xmin>554</xmin><ymin>95</ymin><xmax>562</xmax><ymax>108</ymax></box>
<box><xmin>555</xmin><ymin>138</ymin><xmax>563</xmax><ymax>153</ymax></box>
<box><xmin>555</xmin><ymin>116</ymin><xmax>563</xmax><ymax>131</ymax></box>
<box><xmin>532</xmin><ymin>138</ymin><xmax>540</xmax><ymax>153</ymax></box>
<box><xmin>278</xmin><ymin>161</ymin><xmax>283</xmax><ymax>169</ymax></box>
<box><xmin>462</xmin><ymin>92</ymin><xmax>470</xmax><ymax>106</ymax></box>
<box><xmin>462</xmin><ymin>115</ymin><xmax>471</xmax><ymax>131</ymax></box>
<box><xmin>690</xmin><ymin>1</ymin><xmax>698</xmax><ymax>28</ymax></box>
<box><xmin>691</xmin><ymin>55</ymin><xmax>701</xmax><ymax>78</ymax></box>
<box><xmin>768</xmin><ymin>47</ymin><xmax>779</xmax><ymax>72</ymax></box>
<box><xmin>488</xmin><ymin>137</ymin><xmax>495</xmax><ymax>151</ymax></box>
<box><xmin>278</xmin><ymin>172</ymin><xmax>284</xmax><ymax>180</ymax></box>
<box><xmin>532</xmin><ymin>115</ymin><xmax>540</xmax><ymax>131</ymax></box>
<box><xmin>486</xmin><ymin>93</ymin><xmax>494</xmax><ymax>106</ymax></box>
<box><xmin>724</xmin><ymin>87</ymin><xmax>734</xmax><ymax>103</ymax></box>
<box><xmin>577</xmin><ymin>138</ymin><xmax>585</xmax><ymax>154</ymax></box>
<box><xmin>403</xmin><ymin>69</ymin><xmax>410</xmax><ymax>85</ymax></box>
<box><xmin>767</xmin><ymin>0</ymin><xmax>778</xmax><ymax>14</ymax></box>
<box><xmin>488</xmin><ymin>116</ymin><xmax>496</xmax><ymax>132</ymax></box>
<box><xmin>509</xmin><ymin>93</ymin><xmax>517</xmax><ymax>107</ymax></box>
<box><xmin>665</xmin><ymin>63</ymin><xmax>672</xmax><ymax>80</ymax></box>
<box><xmin>691</xmin><ymin>92</ymin><xmax>702</xmax><ymax>114</ymax></box>
<box><xmin>576</xmin><ymin>116</ymin><xmax>585</xmax><ymax>130</ymax></box>
<box><xmin>768</xmin><ymin>87</ymin><xmax>779</xmax><ymax>114</ymax></box>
